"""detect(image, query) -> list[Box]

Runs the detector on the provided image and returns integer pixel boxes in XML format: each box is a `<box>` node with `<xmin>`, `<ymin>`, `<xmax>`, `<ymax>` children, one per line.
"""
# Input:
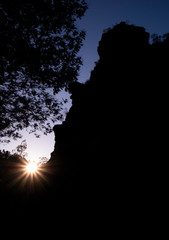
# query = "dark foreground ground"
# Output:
<box><xmin>0</xmin><ymin>151</ymin><xmax>162</xmax><ymax>238</ymax></box>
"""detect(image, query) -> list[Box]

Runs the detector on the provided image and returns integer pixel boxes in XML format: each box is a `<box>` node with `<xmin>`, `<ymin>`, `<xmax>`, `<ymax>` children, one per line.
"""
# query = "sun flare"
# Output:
<box><xmin>6</xmin><ymin>157</ymin><xmax>51</xmax><ymax>190</ymax></box>
<box><xmin>26</xmin><ymin>161</ymin><xmax>38</xmax><ymax>174</ymax></box>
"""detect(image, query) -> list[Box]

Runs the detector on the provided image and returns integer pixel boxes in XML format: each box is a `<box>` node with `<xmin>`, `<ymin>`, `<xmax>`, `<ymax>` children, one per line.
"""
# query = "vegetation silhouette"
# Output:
<box><xmin>1</xmin><ymin>22</ymin><xmax>168</xmax><ymax>232</ymax></box>
<box><xmin>0</xmin><ymin>0</ymin><xmax>87</xmax><ymax>141</ymax></box>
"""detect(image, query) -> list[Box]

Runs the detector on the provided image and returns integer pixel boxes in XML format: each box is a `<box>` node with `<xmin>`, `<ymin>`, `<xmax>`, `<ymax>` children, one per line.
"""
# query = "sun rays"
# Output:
<box><xmin>6</xmin><ymin>157</ymin><xmax>52</xmax><ymax>191</ymax></box>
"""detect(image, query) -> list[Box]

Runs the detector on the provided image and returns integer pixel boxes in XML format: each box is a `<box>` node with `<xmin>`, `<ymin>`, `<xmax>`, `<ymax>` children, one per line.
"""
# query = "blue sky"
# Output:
<box><xmin>78</xmin><ymin>0</ymin><xmax>169</xmax><ymax>83</ymax></box>
<box><xmin>2</xmin><ymin>0</ymin><xmax>169</xmax><ymax>161</ymax></box>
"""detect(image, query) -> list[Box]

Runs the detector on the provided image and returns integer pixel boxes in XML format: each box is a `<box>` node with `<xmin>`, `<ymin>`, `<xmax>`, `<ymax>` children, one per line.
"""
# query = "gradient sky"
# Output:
<box><xmin>2</xmin><ymin>0</ymin><xmax>169</xmax><ymax>161</ymax></box>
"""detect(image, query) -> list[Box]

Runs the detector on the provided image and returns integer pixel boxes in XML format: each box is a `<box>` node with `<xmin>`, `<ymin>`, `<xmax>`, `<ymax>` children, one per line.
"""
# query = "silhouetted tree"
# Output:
<box><xmin>0</xmin><ymin>149</ymin><xmax>11</xmax><ymax>160</ymax></box>
<box><xmin>0</xmin><ymin>150</ymin><xmax>24</xmax><ymax>182</ymax></box>
<box><xmin>16</xmin><ymin>140</ymin><xmax>28</xmax><ymax>158</ymax></box>
<box><xmin>0</xmin><ymin>0</ymin><xmax>87</xmax><ymax>141</ymax></box>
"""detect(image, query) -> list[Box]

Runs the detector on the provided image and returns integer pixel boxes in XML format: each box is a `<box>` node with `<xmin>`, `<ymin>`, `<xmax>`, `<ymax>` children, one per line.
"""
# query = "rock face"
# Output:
<box><xmin>50</xmin><ymin>22</ymin><xmax>168</xmax><ymax>191</ymax></box>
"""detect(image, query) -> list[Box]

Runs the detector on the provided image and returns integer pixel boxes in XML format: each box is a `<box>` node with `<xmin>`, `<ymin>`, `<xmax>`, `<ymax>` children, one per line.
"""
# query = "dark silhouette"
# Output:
<box><xmin>0</xmin><ymin>0</ymin><xmax>87</xmax><ymax>141</ymax></box>
<box><xmin>1</xmin><ymin>22</ymin><xmax>168</xmax><ymax>233</ymax></box>
<box><xmin>51</xmin><ymin>22</ymin><xmax>168</xmax><ymax>180</ymax></box>
<box><xmin>48</xmin><ymin>22</ymin><xmax>168</xmax><ymax>228</ymax></box>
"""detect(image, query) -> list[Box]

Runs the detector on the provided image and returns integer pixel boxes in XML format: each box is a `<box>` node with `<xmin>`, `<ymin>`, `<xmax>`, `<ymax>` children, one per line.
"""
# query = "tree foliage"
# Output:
<box><xmin>0</xmin><ymin>0</ymin><xmax>87</xmax><ymax>141</ymax></box>
<box><xmin>16</xmin><ymin>140</ymin><xmax>28</xmax><ymax>158</ymax></box>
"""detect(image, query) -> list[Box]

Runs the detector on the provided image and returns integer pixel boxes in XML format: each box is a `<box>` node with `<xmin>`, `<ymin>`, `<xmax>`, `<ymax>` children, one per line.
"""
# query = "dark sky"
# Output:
<box><xmin>78</xmin><ymin>0</ymin><xmax>169</xmax><ymax>83</ymax></box>
<box><xmin>3</xmin><ymin>0</ymin><xmax>169</xmax><ymax>161</ymax></box>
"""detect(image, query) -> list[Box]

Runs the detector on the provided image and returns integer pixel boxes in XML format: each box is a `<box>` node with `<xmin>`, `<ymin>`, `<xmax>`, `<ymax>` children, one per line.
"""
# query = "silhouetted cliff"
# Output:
<box><xmin>50</xmin><ymin>22</ymin><xmax>169</xmax><ymax>195</ymax></box>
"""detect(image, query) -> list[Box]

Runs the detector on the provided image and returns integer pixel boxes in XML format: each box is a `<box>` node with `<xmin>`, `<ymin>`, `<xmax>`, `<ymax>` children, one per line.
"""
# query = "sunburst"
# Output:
<box><xmin>5</xmin><ymin>157</ymin><xmax>52</xmax><ymax>191</ymax></box>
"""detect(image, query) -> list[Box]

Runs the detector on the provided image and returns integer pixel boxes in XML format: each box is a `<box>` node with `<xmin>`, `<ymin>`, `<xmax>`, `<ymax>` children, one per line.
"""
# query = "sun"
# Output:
<box><xmin>6</xmin><ymin>158</ymin><xmax>52</xmax><ymax>190</ymax></box>
<box><xmin>26</xmin><ymin>161</ymin><xmax>38</xmax><ymax>174</ymax></box>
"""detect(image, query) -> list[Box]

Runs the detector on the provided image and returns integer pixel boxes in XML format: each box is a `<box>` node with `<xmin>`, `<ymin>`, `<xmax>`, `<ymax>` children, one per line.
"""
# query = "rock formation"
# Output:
<box><xmin>49</xmin><ymin>22</ymin><xmax>169</xmax><ymax>191</ymax></box>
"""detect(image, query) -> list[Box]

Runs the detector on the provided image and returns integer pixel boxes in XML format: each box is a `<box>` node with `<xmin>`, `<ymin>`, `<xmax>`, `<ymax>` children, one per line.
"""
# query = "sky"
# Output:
<box><xmin>2</xmin><ymin>0</ymin><xmax>169</xmax><ymax>162</ymax></box>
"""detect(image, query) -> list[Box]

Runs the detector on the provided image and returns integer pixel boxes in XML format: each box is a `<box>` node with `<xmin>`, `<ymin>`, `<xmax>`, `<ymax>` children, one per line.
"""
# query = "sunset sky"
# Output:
<box><xmin>2</xmin><ymin>0</ymin><xmax>169</xmax><ymax>162</ymax></box>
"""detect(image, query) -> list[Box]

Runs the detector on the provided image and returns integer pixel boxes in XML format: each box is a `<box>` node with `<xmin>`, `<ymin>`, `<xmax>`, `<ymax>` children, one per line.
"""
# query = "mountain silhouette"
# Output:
<box><xmin>50</xmin><ymin>22</ymin><xmax>168</xmax><ymax>185</ymax></box>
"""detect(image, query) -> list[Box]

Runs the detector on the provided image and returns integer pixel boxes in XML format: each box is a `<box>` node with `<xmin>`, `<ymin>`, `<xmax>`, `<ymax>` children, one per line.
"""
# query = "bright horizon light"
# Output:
<box><xmin>26</xmin><ymin>161</ymin><xmax>38</xmax><ymax>174</ymax></box>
